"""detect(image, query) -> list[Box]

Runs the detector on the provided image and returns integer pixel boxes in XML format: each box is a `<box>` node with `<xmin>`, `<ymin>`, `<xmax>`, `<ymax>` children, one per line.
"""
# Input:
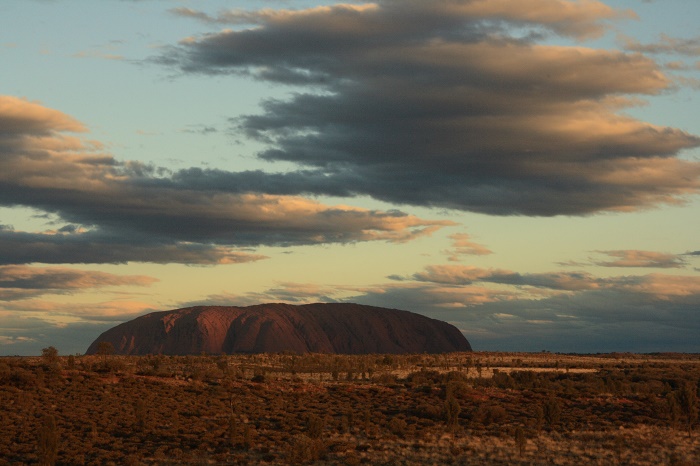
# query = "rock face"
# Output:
<box><xmin>86</xmin><ymin>303</ymin><xmax>472</xmax><ymax>355</ymax></box>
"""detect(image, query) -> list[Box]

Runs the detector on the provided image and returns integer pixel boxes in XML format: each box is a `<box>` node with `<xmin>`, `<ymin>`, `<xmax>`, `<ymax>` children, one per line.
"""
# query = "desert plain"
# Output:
<box><xmin>2</xmin><ymin>351</ymin><xmax>699</xmax><ymax>465</ymax></box>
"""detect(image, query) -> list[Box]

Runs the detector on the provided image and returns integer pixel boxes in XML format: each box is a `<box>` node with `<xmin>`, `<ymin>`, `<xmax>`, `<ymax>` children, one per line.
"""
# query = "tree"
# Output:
<box><xmin>543</xmin><ymin>396</ymin><xmax>561</xmax><ymax>429</ymax></box>
<box><xmin>97</xmin><ymin>341</ymin><xmax>114</xmax><ymax>367</ymax></box>
<box><xmin>676</xmin><ymin>382</ymin><xmax>698</xmax><ymax>437</ymax></box>
<box><xmin>228</xmin><ymin>415</ymin><xmax>238</xmax><ymax>446</ymax></box>
<box><xmin>306</xmin><ymin>414</ymin><xmax>324</xmax><ymax>439</ymax></box>
<box><xmin>243</xmin><ymin>423</ymin><xmax>255</xmax><ymax>450</ymax></box>
<box><xmin>41</xmin><ymin>346</ymin><xmax>58</xmax><ymax>361</ymax></box>
<box><xmin>667</xmin><ymin>392</ymin><xmax>681</xmax><ymax>428</ymax></box>
<box><xmin>37</xmin><ymin>414</ymin><xmax>58</xmax><ymax>466</ymax></box>
<box><xmin>444</xmin><ymin>395</ymin><xmax>461</xmax><ymax>430</ymax></box>
<box><xmin>534</xmin><ymin>405</ymin><xmax>545</xmax><ymax>431</ymax></box>
<box><xmin>514</xmin><ymin>427</ymin><xmax>527</xmax><ymax>457</ymax></box>
<box><xmin>41</xmin><ymin>347</ymin><xmax>59</xmax><ymax>371</ymax></box>
<box><xmin>363</xmin><ymin>409</ymin><xmax>372</xmax><ymax>437</ymax></box>
<box><xmin>134</xmin><ymin>399</ymin><xmax>147</xmax><ymax>432</ymax></box>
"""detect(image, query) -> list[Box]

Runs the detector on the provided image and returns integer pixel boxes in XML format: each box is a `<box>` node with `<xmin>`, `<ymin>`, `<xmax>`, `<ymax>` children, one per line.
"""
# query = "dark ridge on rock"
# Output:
<box><xmin>85</xmin><ymin>303</ymin><xmax>472</xmax><ymax>355</ymax></box>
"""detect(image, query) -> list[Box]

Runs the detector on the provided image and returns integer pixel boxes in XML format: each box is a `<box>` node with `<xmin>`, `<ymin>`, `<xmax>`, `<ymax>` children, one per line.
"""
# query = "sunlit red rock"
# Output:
<box><xmin>86</xmin><ymin>303</ymin><xmax>471</xmax><ymax>355</ymax></box>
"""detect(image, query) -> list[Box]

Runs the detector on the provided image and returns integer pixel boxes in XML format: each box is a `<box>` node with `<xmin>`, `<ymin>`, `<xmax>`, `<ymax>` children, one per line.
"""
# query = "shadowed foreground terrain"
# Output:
<box><xmin>2</xmin><ymin>352</ymin><xmax>700</xmax><ymax>464</ymax></box>
<box><xmin>85</xmin><ymin>303</ymin><xmax>472</xmax><ymax>355</ymax></box>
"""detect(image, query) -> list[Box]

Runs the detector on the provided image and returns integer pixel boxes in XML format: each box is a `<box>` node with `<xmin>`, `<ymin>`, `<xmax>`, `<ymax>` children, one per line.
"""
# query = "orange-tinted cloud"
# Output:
<box><xmin>0</xmin><ymin>265</ymin><xmax>157</xmax><ymax>301</ymax></box>
<box><xmin>1</xmin><ymin>299</ymin><xmax>157</xmax><ymax>322</ymax></box>
<box><xmin>174</xmin><ymin>0</ymin><xmax>630</xmax><ymax>40</ymax></box>
<box><xmin>595</xmin><ymin>250</ymin><xmax>687</xmax><ymax>268</ymax></box>
<box><xmin>0</xmin><ymin>95</ymin><xmax>453</xmax><ymax>264</ymax></box>
<box><xmin>444</xmin><ymin>233</ymin><xmax>493</xmax><ymax>261</ymax></box>
<box><xmin>450</xmin><ymin>0</ymin><xmax>635</xmax><ymax>39</ymax></box>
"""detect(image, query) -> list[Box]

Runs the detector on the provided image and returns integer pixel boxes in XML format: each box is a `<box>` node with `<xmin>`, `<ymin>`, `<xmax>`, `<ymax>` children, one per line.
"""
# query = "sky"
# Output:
<box><xmin>1</xmin><ymin>0</ymin><xmax>700</xmax><ymax>355</ymax></box>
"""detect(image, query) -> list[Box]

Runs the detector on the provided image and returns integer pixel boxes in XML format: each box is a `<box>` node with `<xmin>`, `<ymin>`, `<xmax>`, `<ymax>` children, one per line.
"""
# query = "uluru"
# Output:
<box><xmin>86</xmin><ymin>303</ymin><xmax>472</xmax><ymax>355</ymax></box>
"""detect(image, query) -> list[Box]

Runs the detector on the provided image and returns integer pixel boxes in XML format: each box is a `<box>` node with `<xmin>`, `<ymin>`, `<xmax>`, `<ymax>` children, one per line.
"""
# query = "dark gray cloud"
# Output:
<box><xmin>0</xmin><ymin>227</ymin><xmax>267</xmax><ymax>265</ymax></box>
<box><xmin>355</xmin><ymin>270</ymin><xmax>700</xmax><ymax>352</ymax></box>
<box><xmin>443</xmin><ymin>291</ymin><xmax>700</xmax><ymax>353</ymax></box>
<box><xmin>487</xmin><ymin>288</ymin><xmax>700</xmax><ymax>352</ymax></box>
<box><xmin>158</xmin><ymin>0</ymin><xmax>700</xmax><ymax>216</ymax></box>
<box><xmin>0</xmin><ymin>266</ymin><xmax>155</xmax><ymax>289</ymax></box>
<box><xmin>220</xmin><ymin>263</ymin><xmax>700</xmax><ymax>352</ymax></box>
<box><xmin>406</xmin><ymin>264</ymin><xmax>700</xmax><ymax>297</ymax></box>
<box><xmin>401</xmin><ymin>264</ymin><xmax>603</xmax><ymax>290</ymax></box>
<box><xmin>0</xmin><ymin>264</ymin><xmax>156</xmax><ymax>301</ymax></box>
<box><xmin>179</xmin><ymin>124</ymin><xmax>218</xmax><ymax>135</ymax></box>
<box><xmin>620</xmin><ymin>33</ymin><xmax>700</xmax><ymax>56</ymax></box>
<box><xmin>0</xmin><ymin>95</ymin><xmax>451</xmax><ymax>265</ymax></box>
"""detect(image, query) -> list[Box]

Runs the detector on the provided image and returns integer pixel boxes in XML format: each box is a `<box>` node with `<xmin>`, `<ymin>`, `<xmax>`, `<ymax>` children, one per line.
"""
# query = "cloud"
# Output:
<box><xmin>408</xmin><ymin>264</ymin><xmax>700</xmax><ymax>296</ymax></box>
<box><xmin>614</xmin><ymin>273</ymin><xmax>700</xmax><ymax>300</ymax></box>
<box><xmin>0</xmin><ymin>267</ymin><xmax>159</xmax><ymax>354</ymax></box>
<box><xmin>2</xmin><ymin>299</ymin><xmax>157</xmax><ymax>322</ymax></box>
<box><xmin>0</xmin><ymin>95</ymin><xmax>85</xmax><ymax>134</ymax></box>
<box><xmin>665</xmin><ymin>61</ymin><xmax>690</xmax><ymax>71</ymax></box>
<box><xmin>179</xmin><ymin>124</ymin><xmax>218</xmax><ymax>135</ymax></box>
<box><xmin>0</xmin><ymin>226</ymin><xmax>269</xmax><ymax>266</ymax></box>
<box><xmin>440</xmin><ymin>0</ymin><xmax>636</xmax><ymax>39</ymax></box>
<box><xmin>72</xmin><ymin>50</ymin><xmax>125</xmax><ymax>61</ymax></box>
<box><xmin>121</xmin><ymin>259</ymin><xmax>700</xmax><ymax>352</ymax></box>
<box><xmin>180</xmin><ymin>282</ymin><xmax>346</xmax><ymax>308</ymax></box>
<box><xmin>355</xmin><ymin>282</ymin><xmax>521</xmax><ymax>310</ymax></box>
<box><xmin>409</xmin><ymin>265</ymin><xmax>515</xmax><ymax>286</ymax></box>
<box><xmin>171</xmin><ymin>1</ymin><xmax>632</xmax><ymax>40</ymax></box>
<box><xmin>213</xmin><ymin>279</ymin><xmax>519</xmax><ymax>310</ymax></box>
<box><xmin>157</xmin><ymin>0</ymin><xmax>700</xmax><ymax>216</ymax></box>
<box><xmin>444</xmin><ymin>233</ymin><xmax>492</xmax><ymax>261</ymax></box>
<box><xmin>355</xmin><ymin>266</ymin><xmax>700</xmax><ymax>351</ymax></box>
<box><xmin>0</xmin><ymin>95</ymin><xmax>452</xmax><ymax>265</ymax></box>
<box><xmin>326</xmin><ymin>261</ymin><xmax>700</xmax><ymax>351</ymax></box>
<box><xmin>620</xmin><ymin>33</ymin><xmax>700</xmax><ymax>56</ymax></box>
<box><xmin>0</xmin><ymin>303</ymin><xmax>156</xmax><ymax>356</ymax></box>
<box><xmin>170</xmin><ymin>7</ymin><xmax>216</xmax><ymax>23</ymax></box>
<box><xmin>0</xmin><ymin>265</ymin><xmax>156</xmax><ymax>301</ymax></box>
<box><xmin>419</xmin><ymin>265</ymin><xmax>600</xmax><ymax>291</ymax></box>
<box><xmin>594</xmin><ymin>250</ymin><xmax>687</xmax><ymax>268</ymax></box>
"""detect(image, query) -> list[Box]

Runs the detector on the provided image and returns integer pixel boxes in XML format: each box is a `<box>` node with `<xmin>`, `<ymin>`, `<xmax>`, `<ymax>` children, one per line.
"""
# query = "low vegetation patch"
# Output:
<box><xmin>1</xmin><ymin>351</ymin><xmax>699</xmax><ymax>464</ymax></box>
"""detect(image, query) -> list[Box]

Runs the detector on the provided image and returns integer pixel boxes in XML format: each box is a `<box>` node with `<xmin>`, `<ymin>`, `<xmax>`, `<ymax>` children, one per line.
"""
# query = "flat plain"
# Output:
<box><xmin>2</xmin><ymin>351</ymin><xmax>699</xmax><ymax>465</ymax></box>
